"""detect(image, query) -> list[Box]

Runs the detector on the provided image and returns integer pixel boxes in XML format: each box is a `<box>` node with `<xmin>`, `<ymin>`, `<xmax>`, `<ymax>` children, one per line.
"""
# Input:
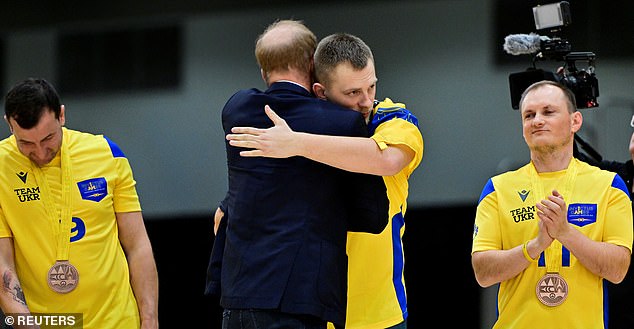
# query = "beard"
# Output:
<box><xmin>528</xmin><ymin>133</ymin><xmax>573</xmax><ymax>156</ymax></box>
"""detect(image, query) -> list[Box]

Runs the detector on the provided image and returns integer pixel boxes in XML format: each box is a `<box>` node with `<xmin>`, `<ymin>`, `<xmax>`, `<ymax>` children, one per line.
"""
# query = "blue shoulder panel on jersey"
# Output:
<box><xmin>104</xmin><ymin>136</ymin><xmax>126</xmax><ymax>158</ymax></box>
<box><xmin>368</xmin><ymin>106</ymin><xmax>419</xmax><ymax>135</ymax></box>
<box><xmin>611</xmin><ymin>174</ymin><xmax>631</xmax><ymax>200</ymax></box>
<box><xmin>478</xmin><ymin>179</ymin><xmax>495</xmax><ymax>204</ymax></box>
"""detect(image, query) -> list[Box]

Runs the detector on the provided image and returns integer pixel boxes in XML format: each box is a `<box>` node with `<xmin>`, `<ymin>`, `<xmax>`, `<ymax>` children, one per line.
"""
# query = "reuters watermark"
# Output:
<box><xmin>2</xmin><ymin>313</ymin><xmax>82</xmax><ymax>328</ymax></box>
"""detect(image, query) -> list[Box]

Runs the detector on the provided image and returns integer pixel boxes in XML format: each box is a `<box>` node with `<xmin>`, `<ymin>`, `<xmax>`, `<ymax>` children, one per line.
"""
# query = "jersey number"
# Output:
<box><xmin>70</xmin><ymin>217</ymin><xmax>86</xmax><ymax>242</ymax></box>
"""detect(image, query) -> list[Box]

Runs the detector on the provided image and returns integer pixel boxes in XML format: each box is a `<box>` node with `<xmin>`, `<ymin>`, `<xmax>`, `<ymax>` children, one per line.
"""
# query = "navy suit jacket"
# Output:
<box><xmin>206</xmin><ymin>82</ymin><xmax>388</xmax><ymax>326</ymax></box>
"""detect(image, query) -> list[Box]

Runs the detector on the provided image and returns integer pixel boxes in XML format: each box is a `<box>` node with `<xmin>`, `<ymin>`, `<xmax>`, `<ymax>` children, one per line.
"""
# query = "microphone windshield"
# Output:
<box><xmin>503</xmin><ymin>33</ymin><xmax>544</xmax><ymax>55</ymax></box>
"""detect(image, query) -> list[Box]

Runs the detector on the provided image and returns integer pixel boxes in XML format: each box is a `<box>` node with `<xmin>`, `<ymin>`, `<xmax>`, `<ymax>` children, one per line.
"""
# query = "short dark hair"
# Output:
<box><xmin>314</xmin><ymin>33</ymin><xmax>374</xmax><ymax>86</ymax></box>
<box><xmin>5</xmin><ymin>78</ymin><xmax>62</xmax><ymax>129</ymax></box>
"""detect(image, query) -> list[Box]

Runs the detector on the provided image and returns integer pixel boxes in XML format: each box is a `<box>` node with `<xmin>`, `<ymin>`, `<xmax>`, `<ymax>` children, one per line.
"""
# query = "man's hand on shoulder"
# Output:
<box><xmin>226</xmin><ymin>105</ymin><xmax>300</xmax><ymax>158</ymax></box>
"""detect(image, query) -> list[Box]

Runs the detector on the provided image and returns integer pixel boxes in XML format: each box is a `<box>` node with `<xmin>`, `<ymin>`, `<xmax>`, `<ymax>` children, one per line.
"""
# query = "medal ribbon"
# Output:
<box><xmin>31</xmin><ymin>128</ymin><xmax>73</xmax><ymax>262</ymax></box>
<box><xmin>529</xmin><ymin>158</ymin><xmax>578</xmax><ymax>273</ymax></box>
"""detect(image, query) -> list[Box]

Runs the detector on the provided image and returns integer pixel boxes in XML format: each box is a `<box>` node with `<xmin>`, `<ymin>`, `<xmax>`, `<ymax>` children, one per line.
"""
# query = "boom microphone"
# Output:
<box><xmin>503</xmin><ymin>33</ymin><xmax>547</xmax><ymax>55</ymax></box>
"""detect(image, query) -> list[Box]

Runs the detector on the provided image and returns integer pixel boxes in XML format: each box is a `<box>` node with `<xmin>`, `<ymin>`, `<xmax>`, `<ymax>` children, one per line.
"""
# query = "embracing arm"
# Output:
<box><xmin>206</xmin><ymin>206</ymin><xmax>227</xmax><ymax>296</ymax></box>
<box><xmin>117</xmin><ymin>211</ymin><xmax>159</xmax><ymax>329</ymax></box>
<box><xmin>227</xmin><ymin>105</ymin><xmax>413</xmax><ymax>176</ymax></box>
<box><xmin>214</xmin><ymin>207</ymin><xmax>224</xmax><ymax>236</ymax></box>
<box><xmin>288</xmin><ymin>133</ymin><xmax>411</xmax><ymax>175</ymax></box>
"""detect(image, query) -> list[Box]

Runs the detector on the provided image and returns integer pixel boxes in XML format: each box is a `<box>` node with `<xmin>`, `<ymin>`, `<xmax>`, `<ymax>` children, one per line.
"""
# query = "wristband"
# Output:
<box><xmin>522</xmin><ymin>241</ymin><xmax>538</xmax><ymax>263</ymax></box>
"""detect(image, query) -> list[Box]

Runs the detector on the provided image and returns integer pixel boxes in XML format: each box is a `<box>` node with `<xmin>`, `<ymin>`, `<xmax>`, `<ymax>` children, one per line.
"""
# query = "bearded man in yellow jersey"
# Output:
<box><xmin>0</xmin><ymin>78</ymin><xmax>158</xmax><ymax>329</ymax></box>
<box><xmin>226</xmin><ymin>33</ymin><xmax>424</xmax><ymax>329</ymax></box>
<box><xmin>472</xmin><ymin>80</ymin><xmax>632</xmax><ymax>328</ymax></box>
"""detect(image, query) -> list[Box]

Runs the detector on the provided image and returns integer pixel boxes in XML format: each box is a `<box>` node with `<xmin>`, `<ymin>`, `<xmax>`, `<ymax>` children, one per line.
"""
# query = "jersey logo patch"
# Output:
<box><xmin>77</xmin><ymin>178</ymin><xmax>107</xmax><ymax>202</ymax></box>
<box><xmin>567</xmin><ymin>203</ymin><xmax>597</xmax><ymax>227</ymax></box>
<box><xmin>518</xmin><ymin>189</ymin><xmax>530</xmax><ymax>202</ymax></box>
<box><xmin>16</xmin><ymin>171</ymin><xmax>28</xmax><ymax>184</ymax></box>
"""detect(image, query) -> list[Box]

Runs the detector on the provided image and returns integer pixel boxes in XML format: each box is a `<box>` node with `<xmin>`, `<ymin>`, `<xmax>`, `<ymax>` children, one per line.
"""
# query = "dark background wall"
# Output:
<box><xmin>2</xmin><ymin>0</ymin><xmax>634</xmax><ymax>217</ymax></box>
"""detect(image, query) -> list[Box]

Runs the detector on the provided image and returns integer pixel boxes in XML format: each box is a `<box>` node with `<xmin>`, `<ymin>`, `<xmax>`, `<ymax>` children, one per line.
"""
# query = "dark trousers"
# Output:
<box><xmin>222</xmin><ymin>309</ymin><xmax>327</xmax><ymax>329</ymax></box>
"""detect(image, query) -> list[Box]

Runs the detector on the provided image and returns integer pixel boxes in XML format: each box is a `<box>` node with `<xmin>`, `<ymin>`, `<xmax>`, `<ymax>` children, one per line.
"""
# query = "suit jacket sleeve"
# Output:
<box><xmin>204</xmin><ymin>194</ymin><xmax>229</xmax><ymax>296</ymax></box>
<box><xmin>343</xmin><ymin>172</ymin><xmax>389</xmax><ymax>234</ymax></box>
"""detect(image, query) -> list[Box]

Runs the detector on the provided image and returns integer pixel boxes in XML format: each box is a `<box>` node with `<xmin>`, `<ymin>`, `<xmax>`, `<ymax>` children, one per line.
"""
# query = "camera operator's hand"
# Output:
<box><xmin>556</xmin><ymin>66</ymin><xmax>565</xmax><ymax>77</ymax></box>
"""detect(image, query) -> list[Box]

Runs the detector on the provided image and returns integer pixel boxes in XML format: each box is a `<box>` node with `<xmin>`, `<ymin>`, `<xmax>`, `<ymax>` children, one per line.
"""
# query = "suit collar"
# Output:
<box><xmin>267</xmin><ymin>81</ymin><xmax>313</xmax><ymax>97</ymax></box>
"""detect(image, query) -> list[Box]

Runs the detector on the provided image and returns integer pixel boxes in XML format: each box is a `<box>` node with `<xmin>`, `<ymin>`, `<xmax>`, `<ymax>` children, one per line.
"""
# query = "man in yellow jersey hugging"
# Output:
<box><xmin>227</xmin><ymin>33</ymin><xmax>424</xmax><ymax>329</ymax></box>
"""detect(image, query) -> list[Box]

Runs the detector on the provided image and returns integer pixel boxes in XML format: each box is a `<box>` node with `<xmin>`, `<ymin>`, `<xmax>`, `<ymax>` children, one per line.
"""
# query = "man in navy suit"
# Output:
<box><xmin>206</xmin><ymin>19</ymin><xmax>388</xmax><ymax>329</ymax></box>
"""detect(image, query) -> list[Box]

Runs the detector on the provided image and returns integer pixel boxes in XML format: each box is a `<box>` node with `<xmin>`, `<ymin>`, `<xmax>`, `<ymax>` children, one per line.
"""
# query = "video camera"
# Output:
<box><xmin>504</xmin><ymin>1</ymin><xmax>599</xmax><ymax>110</ymax></box>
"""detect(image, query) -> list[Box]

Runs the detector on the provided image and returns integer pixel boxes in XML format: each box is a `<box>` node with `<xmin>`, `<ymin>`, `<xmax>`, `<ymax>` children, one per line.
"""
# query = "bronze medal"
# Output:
<box><xmin>536</xmin><ymin>273</ymin><xmax>568</xmax><ymax>306</ymax></box>
<box><xmin>47</xmin><ymin>261</ymin><xmax>79</xmax><ymax>293</ymax></box>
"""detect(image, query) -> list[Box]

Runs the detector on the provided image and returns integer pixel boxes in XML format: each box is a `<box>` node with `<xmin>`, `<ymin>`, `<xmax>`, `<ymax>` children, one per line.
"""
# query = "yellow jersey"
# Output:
<box><xmin>0</xmin><ymin>128</ymin><xmax>142</xmax><ymax>329</ymax></box>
